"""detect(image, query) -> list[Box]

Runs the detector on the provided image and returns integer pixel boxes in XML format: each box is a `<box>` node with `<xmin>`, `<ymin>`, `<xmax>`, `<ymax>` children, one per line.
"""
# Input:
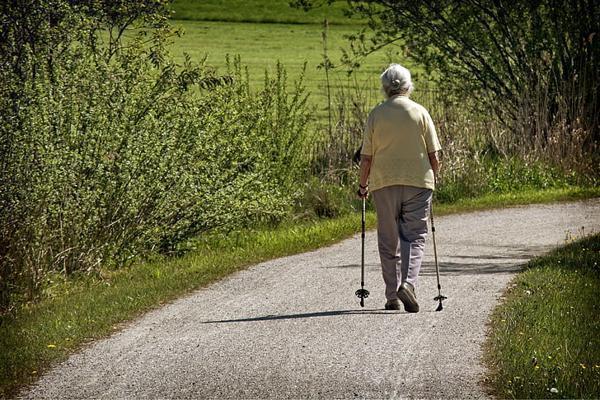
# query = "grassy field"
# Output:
<box><xmin>169</xmin><ymin>0</ymin><xmax>362</xmax><ymax>24</ymax></box>
<box><xmin>485</xmin><ymin>233</ymin><xmax>600</xmax><ymax>398</ymax></box>
<box><xmin>165</xmin><ymin>0</ymin><xmax>421</xmax><ymax>115</ymax></box>
<box><xmin>2</xmin><ymin>186</ymin><xmax>598</xmax><ymax>398</ymax></box>
<box><xmin>166</xmin><ymin>19</ymin><xmax>408</xmax><ymax>113</ymax></box>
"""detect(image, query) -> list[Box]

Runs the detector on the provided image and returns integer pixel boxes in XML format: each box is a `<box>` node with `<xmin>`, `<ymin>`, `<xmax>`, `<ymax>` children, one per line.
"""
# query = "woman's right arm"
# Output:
<box><xmin>358</xmin><ymin>155</ymin><xmax>372</xmax><ymax>198</ymax></box>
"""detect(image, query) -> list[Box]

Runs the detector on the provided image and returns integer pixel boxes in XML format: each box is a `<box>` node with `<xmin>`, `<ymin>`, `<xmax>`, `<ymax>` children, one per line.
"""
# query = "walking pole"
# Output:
<box><xmin>355</xmin><ymin>197</ymin><xmax>369</xmax><ymax>307</ymax></box>
<box><xmin>430</xmin><ymin>193</ymin><xmax>447</xmax><ymax>311</ymax></box>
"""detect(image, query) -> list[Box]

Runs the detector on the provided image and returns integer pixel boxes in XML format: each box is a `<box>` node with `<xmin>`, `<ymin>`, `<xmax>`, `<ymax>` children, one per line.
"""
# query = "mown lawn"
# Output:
<box><xmin>485</xmin><ymin>232</ymin><xmax>600</xmax><ymax>399</ymax></box>
<box><xmin>169</xmin><ymin>0</ymin><xmax>362</xmax><ymax>24</ymax></box>
<box><xmin>166</xmin><ymin>19</ymin><xmax>408</xmax><ymax>113</ymax></box>
<box><xmin>164</xmin><ymin>1</ymin><xmax>425</xmax><ymax>122</ymax></box>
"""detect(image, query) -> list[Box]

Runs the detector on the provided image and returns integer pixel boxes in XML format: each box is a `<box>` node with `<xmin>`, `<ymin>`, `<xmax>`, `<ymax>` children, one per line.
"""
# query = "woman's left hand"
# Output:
<box><xmin>357</xmin><ymin>185</ymin><xmax>369</xmax><ymax>199</ymax></box>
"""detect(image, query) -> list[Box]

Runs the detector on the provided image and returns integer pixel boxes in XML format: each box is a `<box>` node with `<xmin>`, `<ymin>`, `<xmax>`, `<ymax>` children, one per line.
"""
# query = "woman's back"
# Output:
<box><xmin>362</xmin><ymin>95</ymin><xmax>440</xmax><ymax>191</ymax></box>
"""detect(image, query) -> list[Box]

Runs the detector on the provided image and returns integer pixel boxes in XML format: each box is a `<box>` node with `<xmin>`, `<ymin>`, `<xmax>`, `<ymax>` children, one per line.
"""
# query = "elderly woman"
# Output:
<box><xmin>358</xmin><ymin>64</ymin><xmax>441</xmax><ymax>313</ymax></box>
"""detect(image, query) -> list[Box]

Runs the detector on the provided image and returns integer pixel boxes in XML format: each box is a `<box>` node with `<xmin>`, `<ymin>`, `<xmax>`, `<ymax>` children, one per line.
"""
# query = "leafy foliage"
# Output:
<box><xmin>295</xmin><ymin>0</ymin><xmax>599</xmax><ymax>176</ymax></box>
<box><xmin>0</xmin><ymin>1</ymin><xmax>311</xmax><ymax>313</ymax></box>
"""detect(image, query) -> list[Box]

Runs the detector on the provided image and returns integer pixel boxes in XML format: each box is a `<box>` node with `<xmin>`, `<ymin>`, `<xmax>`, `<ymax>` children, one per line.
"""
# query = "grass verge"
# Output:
<box><xmin>169</xmin><ymin>0</ymin><xmax>362</xmax><ymax>25</ymax></box>
<box><xmin>435</xmin><ymin>186</ymin><xmax>600</xmax><ymax>215</ymax></box>
<box><xmin>484</xmin><ymin>233</ymin><xmax>600</xmax><ymax>399</ymax></box>
<box><xmin>1</xmin><ymin>186</ymin><xmax>598</xmax><ymax>397</ymax></box>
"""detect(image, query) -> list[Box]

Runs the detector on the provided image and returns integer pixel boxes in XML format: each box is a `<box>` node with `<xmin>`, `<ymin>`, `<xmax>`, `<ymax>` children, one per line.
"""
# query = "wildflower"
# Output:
<box><xmin>47</xmin><ymin>344</ymin><xmax>56</xmax><ymax>348</ymax></box>
<box><xmin>550</xmin><ymin>387</ymin><xmax>559</xmax><ymax>394</ymax></box>
<box><xmin>535</xmin><ymin>366</ymin><xmax>540</xmax><ymax>370</ymax></box>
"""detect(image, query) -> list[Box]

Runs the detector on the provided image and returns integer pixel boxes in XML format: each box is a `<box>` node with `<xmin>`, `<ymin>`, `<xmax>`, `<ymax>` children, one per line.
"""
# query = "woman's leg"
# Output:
<box><xmin>372</xmin><ymin>186</ymin><xmax>403</xmax><ymax>301</ymax></box>
<box><xmin>398</xmin><ymin>186</ymin><xmax>432</xmax><ymax>288</ymax></box>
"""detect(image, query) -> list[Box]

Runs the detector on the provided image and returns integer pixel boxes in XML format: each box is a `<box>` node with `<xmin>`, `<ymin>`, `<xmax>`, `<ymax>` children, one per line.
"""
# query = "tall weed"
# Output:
<box><xmin>308</xmin><ymin>76</ymin><xmax>594</xmax><ymax>211</ymax></box>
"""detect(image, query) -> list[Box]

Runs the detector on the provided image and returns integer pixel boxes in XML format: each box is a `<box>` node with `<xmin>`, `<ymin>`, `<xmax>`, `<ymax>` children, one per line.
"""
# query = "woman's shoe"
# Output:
<box><xmin>398</xmin><ymin>282</ymin><xmax>419</xmax><ymax>313</ymax></box>
<box><xmin>384</xmin><ymin>299</ymin><xmax>401</xmax><ymax>310</ymax></box>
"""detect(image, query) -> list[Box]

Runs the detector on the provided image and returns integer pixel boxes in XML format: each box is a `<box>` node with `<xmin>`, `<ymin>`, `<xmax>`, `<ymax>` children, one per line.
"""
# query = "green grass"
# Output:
<box><xmin>169</xmin><ymin>0</ymin><xmax>363</xmax><ymax>25</ymax></box>
<box><xmin>485</xmin><ymin>233</ymin><xmax>600</xmax><ymax>399</ymax></box>
<box><xmin>435</xmin><ymin>186</ymin><xmax>600</xmax><ymax>214</ymax></box>
<box><xmin>166</xmin><ymin>19</ymin><xmax>405</xmax><ymax>112</ymax></box>
<box><xmin>163</xmin><ymin>3</ymin><xmax>421</xmax><ymax>122</ymax></box>
<box><xmin>1</xmin><ymin>186</ymin><xmax>598</xmax><ymax>398</ymax></box>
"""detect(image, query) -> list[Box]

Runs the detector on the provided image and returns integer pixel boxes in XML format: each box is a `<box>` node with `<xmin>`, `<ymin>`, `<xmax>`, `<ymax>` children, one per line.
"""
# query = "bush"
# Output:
<box><xmin>294</xmin><ymin>176</ymin><xmax>359</xmax><ymax>219</ymax></box>
<box><xmin>0</xmin><ymin>3</ymin><xmax>311</xmax><ymax>313</ymax></box>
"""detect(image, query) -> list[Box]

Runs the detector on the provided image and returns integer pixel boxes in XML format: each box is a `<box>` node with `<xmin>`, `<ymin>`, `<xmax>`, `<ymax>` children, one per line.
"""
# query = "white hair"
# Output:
<box><xmin>380</xmin><ymin>63</ymin><xmax>414</xmax><ymax>98</ymax></box>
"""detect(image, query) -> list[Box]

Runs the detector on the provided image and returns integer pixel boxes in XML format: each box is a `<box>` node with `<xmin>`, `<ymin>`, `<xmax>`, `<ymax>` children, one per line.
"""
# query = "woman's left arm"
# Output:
<box><xmin>428</xmin><ymin>151</ymin><xmax>440</xmax><ymax>176</ymax></box>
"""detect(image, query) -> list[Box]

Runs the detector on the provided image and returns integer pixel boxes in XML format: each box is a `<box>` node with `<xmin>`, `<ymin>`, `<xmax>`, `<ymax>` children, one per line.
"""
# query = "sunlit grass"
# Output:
<box><xmin>166</xmin><ymin>20</ymin><xmax>419</xmax><ymax>115</ymax></box>
<box><xmin>435</xmin><ymin>186</ymin><xmax>600</xmax><ymax>215</ymax></box>
<box><xmin>485</xmin><ymin>233</ymin><xmax>600</xmax><ymax>399</ymax></box>
<box><xmin>169</xmin><ymin>0</ymin><xmax>362</xmax><ymax>25</ymax></box>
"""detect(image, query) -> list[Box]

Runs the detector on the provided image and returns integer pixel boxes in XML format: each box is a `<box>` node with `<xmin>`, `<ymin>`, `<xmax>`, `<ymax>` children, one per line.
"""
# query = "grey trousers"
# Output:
<box><xmin>372</xmin><ymin>185</ymin><xmax>432</xmax><ymax>301</ymax></box>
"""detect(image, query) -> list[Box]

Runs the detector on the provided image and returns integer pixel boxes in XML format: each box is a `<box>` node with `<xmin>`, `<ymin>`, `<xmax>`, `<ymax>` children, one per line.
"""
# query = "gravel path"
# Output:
<box><xmin>20</xmin><ymin>200</ymin><xmax>600</xmax><ymax>399</ymax></box>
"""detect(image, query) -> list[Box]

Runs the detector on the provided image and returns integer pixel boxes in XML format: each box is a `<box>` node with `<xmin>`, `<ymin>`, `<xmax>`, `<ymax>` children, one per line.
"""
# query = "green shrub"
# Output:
<box><xmin>436</xmin><ymin>157</ymin><xmax>575</xmax><ymax>204</ymax></box>
<box><xmin>294</xmin><ymin>176</ymin><xmax>355</xmax><ymax>219</ymax></box>
<box><xmin>0</xmin><ymin>3</ymin><xmax>311</xmax><ymax>313</ymax></box>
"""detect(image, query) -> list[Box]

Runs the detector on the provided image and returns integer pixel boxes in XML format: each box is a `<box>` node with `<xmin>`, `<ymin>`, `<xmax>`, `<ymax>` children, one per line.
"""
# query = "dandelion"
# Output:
<box><xmin>531</xmin><ymin>356</ymin><xmax>538</xmax><ymax>366</ymax></box>
<box><xmin>535</xmin><ymin>366</ymin><xmax>540</xmax><ymax>370</ymax></box>
<box><xmin>47</xmin><ymin>344</ymin><xmax>56</xmax><ymax>348</ymax></box>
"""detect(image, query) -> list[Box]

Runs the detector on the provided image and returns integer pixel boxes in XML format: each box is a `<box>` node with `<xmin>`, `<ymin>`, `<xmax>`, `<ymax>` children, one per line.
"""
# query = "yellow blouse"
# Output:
<box><xmin>361</xmin><ymin>95</ymin><xmax>441</xmax><ymax>191</ymax></box>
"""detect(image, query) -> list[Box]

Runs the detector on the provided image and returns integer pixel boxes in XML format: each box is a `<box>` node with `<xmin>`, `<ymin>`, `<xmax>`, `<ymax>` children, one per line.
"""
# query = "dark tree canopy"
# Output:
<box><xmin>294</xmin><ymin>0</ymin><xmax>599</xmax><ymax>145</ymax></box>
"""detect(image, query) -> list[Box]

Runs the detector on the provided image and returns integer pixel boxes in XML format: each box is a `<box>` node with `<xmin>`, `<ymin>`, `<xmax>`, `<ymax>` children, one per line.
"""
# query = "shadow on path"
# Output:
<box><xmin>327</xmin><ymin>263</ymin><xmax>379</xmax><ymax>269</ymax></box>
<box><xmin>203</xmin><ymin>309</ymin><xmax>393</xmax><ymax>324</ymax></box>
<box><xmin>327</xmin><ymin>245</ymin><xmax>553</xmax><ymax>276</ymax></box>
<box><xmin>419</xmin><ymin>261</ymin><xmax>524</xmax><ymax>275</ymax></box>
